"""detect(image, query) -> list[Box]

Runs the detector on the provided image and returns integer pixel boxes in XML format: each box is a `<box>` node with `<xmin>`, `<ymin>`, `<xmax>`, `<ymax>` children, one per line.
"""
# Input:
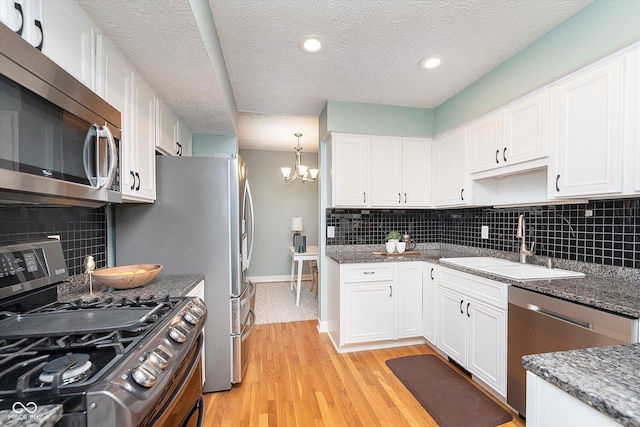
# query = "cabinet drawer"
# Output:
<box><xmin>342</xmin><ymin>263</ymin><xmax>394</xmax><ymax>283</ymax></box>
<box><xmin>438</xmin><ymin>267</ymin><xmax>507</xmax><ymax>309</ymax></box>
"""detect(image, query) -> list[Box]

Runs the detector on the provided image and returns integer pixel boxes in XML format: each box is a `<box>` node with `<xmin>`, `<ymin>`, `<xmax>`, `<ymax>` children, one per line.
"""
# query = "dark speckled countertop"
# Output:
<box><xmin>57</xmin><ymin>274</ymin><xmax>204</xmax><ymax>302</ymax></box>
<box><xmin>523</xmin><ymin>344</ymin><xmax>640</xmax><ymax>427</ymax></box>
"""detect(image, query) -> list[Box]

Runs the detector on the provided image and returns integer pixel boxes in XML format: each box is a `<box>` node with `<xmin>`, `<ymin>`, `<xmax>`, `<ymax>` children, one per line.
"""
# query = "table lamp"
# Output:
<box><xmin>291</xmin><ymin>216</ymin><xmax>306</xmax><ymax>252</ymax></box>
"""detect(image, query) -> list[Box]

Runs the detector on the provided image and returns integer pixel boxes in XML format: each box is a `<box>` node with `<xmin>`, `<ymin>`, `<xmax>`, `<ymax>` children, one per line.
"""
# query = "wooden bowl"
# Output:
<box><xmin>92</xmin><ymin>264</ymin><xmax>163</xmax><ymax>289</ymax></box>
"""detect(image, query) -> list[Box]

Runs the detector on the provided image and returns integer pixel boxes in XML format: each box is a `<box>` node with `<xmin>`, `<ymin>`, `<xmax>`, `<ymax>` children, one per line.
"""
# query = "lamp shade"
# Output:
<box><xmin>291</xmin><ymin>216</ymin><xmax>303</xmax><ymax>232</ymax></box>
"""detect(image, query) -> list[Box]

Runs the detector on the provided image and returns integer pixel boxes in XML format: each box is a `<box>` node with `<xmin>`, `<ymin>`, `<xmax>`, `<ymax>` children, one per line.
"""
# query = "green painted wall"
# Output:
<box><xmin>434</xmin><ymin>0</ymin><xmax>640</xmax><ymax>134</ymax></box>
<box><xmin>239</xmin><ymin>149</ymin><xmax>319</xmax><ymax>278</ymax></box>
<box><xmin>323</xmin><ymin>100</ymin><xmax>434</xmax><ymax>137</ymax></box>
<box><xmin>191</xmin><ymin>134</ymin><xmax>237</xmax><ymax>156</ymax></box>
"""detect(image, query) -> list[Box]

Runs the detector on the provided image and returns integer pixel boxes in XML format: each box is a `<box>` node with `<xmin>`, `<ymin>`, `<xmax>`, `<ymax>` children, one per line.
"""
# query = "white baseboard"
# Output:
<box><xmin>317</xmin><ymin>320</ymin><xmax>328</xmax><ymax>333</ymax></box>
<box><xmin>247</xmin><ymin>274</ymin><xmax>312</xmax><ymax>283</ymax></box>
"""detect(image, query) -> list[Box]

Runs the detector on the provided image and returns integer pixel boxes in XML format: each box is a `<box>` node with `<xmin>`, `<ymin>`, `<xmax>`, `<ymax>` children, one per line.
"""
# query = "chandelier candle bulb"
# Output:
<box><xmin>280</xmin><ymin>133</ymin><xmax>317</xmax><ymax>183</ymax></box>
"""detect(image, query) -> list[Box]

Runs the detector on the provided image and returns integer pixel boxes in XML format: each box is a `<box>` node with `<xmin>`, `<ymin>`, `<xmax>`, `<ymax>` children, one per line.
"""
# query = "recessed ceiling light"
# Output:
<box><xmin>419</xmin><ymin>56</ymin><xmax>441</xmax><ymax>70</ymax></box>
<box><xmin>300</xmin><ymin>36</ymin><xmax>325</xmax><ymax>54</ymax></box>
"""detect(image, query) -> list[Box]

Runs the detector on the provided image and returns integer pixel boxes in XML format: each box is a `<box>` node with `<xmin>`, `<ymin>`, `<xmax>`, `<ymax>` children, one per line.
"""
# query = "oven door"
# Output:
<box><xmin>231</xmin><ymin>280</ymin><xmax>256</xmax><ymax>384</ymax></box>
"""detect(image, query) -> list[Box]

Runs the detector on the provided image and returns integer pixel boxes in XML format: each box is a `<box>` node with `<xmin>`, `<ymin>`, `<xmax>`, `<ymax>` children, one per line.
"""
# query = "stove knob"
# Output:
<box><xmin>183</xmin><ymin>309</ymin><xmax>202</xmax><ymax>325</ymax></box>
<box><xmin>132</xmin><ymin>362</ymin><xmax>159</xmax><ymax>388</ymax></box>
<box><xmin>147</xmin><ymin>349</ymin><xmax>169</xmax><ymax>370</ymax></box>
<box><xmin>168</xmin><ymin>324</ymin><xmax>187</xmax><ymax>343</ymax></box>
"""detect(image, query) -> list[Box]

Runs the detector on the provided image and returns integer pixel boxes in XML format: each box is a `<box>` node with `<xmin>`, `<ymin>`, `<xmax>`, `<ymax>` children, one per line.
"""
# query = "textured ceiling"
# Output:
<box><xmin>77</xmin><ymin>0</ymin><xmax>592</xmax><ymax>151</ymax></box>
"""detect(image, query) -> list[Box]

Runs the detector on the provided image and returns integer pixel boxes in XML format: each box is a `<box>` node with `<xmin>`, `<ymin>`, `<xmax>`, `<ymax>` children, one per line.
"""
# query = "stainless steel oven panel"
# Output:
<box><xmin>231</xmin><ymin>280</ymin><xmax>255</xmax><ymax>335</ymax></box>
<box><xmin>0</xmin><ymin>239</ymin><xmax>68</xmax><ymax>300</ymax></box>
<box><xmin>0</xmin><ymin>23</ymin><xmax>121</xmax><ymax>206</ymax></box>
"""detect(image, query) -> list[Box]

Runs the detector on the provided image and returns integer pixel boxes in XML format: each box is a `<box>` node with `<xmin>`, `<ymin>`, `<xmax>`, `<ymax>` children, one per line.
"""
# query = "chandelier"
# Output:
<box><xmin>280</xmin><ymin>133</ymin><xmax>318</xmax><ymax>183</ymax></box>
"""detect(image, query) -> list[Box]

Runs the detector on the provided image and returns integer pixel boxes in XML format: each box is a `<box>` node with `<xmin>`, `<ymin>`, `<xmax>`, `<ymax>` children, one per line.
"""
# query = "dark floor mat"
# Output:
<box><xmin>386</xmin><ymin>354</ymin><xmax>512</xmax><ymax>427</ymax></box>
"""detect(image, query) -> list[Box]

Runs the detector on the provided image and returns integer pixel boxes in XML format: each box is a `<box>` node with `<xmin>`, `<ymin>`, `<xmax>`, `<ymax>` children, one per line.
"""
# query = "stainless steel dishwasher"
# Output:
<box><xmin>507</xmin><ymin>286</ymin><xmax>638</xmax><ymax>417</ymax></box>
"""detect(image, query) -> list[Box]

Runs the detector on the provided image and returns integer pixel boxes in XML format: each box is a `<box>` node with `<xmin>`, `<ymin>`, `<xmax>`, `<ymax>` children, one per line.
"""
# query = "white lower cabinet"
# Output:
<box><xmin>436</xmin><ymin>267</ymin><xmax>507</xmax><ymax>396</ymax></box>
<box><xmin>422</xmin><ymin>263</ymin><xmax>437</xmax><ymax>344</ymax></box>
<box><xmin>327</xmin><ymin>261</ymin><xmax>424</xmax><ymax>352</ymax></box>
<box><xmin>396</xmin><ymin>262</ymin><xmax>423</xmax><ymax>338</ymax></box>
<box><xmin>344</xmin><ymin>282</ymin><xmax>394</xmax><ymax>343</ymax></box>
<box><xmin>526</xmin><ymin>371</ymin><xmax>620</xmax><ymax>427</ymax></box>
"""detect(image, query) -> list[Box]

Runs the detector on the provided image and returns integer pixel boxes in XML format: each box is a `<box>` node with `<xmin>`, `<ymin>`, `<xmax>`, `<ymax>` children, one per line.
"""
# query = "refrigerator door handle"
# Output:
<box><xmin>244</xmin><ymin>180</ymin><xmax>255</xmax><ymax>270</ymax></box>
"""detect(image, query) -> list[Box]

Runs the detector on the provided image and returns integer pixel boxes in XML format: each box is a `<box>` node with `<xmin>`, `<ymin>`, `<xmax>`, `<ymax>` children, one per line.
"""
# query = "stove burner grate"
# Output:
<box><xmin>39</xmin><ymin>353</ymin><xmax>93</xmax><ymax>385</ymax></box>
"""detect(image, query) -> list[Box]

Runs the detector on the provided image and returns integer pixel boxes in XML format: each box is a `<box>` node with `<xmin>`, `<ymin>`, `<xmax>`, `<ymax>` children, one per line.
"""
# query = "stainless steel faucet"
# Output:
<box><xmin>516</xmin><ymin>214</ymin><xmax>535</xmax><ymax>263</ymax></box>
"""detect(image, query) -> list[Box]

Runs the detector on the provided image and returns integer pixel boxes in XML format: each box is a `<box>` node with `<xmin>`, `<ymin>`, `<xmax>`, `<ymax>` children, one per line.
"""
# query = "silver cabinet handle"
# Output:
<box><xmin>398</xmin><ymin>193</ymin><xmax>401</xmax><ymax>204</ymax></box>
<box><xmin>389</xmin><ymin>285</ymin><xmax>392</xmax><ymax>297</ymax></box>
<box><xmin>459</xmin><ymin>300</ymin><xmax>464</xmax><ymax>314</ymax></box>
<box><xmin>430</xmin><ymin>268</ymin><xmax>434</xmax><ymax>280</ymax></box>
<box><xmin>363</xmin><ymin>192</ymin><xmax>366</xmax><ymax>203</ymax></box>
<box><xmin>466</xmin><ymin>302</ymin><xmax>470</xmax><ymax>317</ymax></box>
<box><xmin>363</xmin><ymin>271</ymin><xmax>375</xmax><ymax>275</ymax></box>
<box><xmin>404</xmin><ymin>193</ymin><xmax>407</xmax><ymax>203</ymax></box>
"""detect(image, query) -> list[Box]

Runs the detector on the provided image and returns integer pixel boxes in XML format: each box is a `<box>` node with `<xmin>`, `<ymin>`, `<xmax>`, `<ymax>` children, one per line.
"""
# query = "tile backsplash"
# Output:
<box><xmin>0</xmin><ymin>206</ymin><xmax>108</xmax><ymax>276</ymax></box>
<box><xmin>326</xmin><ymin>198</ymin><xmax>640</xmax><ymax>269</ymax></box>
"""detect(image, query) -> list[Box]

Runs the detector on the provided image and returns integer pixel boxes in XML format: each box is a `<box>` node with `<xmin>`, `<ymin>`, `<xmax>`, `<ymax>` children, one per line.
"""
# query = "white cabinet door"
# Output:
<box><xmin>553</xmin><ymin>56</ymin><xmax>623</xmax><ymax>197</ymax></box>
<box><xmin>177</xmin><ymin>120</ymin><xmax>192</xmax><ymax>157</ymax></box>
<box><xmin>467</xmin><ymin>299</ymin><xmax>506</xmax><ymax>396</ymax></box>
<box><xmin>332</xmin><ymin>134</ymin><xmax>370</xmax><ymax>207</ymax></box>
<box><xmin>41</xmin><ymin>0</ymin><xmax>96</xmax><ymax>90</ymax></box>
<box><xmin>437</xmin><ymin>286</ymin><xmax>466</xmax><ymax>365</ymax></box>
<box><xmin>468</xmin><ymin>111</ymin><xmax>502</xmax><ymax>173</ymax></box>
<box><xmin>0</xmin><ymin>0</ymin><xmax>29</xmax><ymax>34</ymax></box>
<box><xmin>422</xmin><ymin>263</ymin><xmax>437</xmax><ymax>343</ymax></box>
<box><xmin>156</xmin><ymin>98</ymin><xmax>178</xmax><ymax>156</ymax></box>
<box><xmin>503</xmin><ymin>90</ymin><xmax>549</xmax><ymax>167</ymax></box>
<box><xmin>395</xmin><ymin>262</ymin><xmax>423</xmax><ymax>339</ymax></box>
<box><xmin>344</xmin><ymin>282</ymin><xmax>394</xmax><ymax>344</ymax></box>
<box><xmin>131</xmin><ymin>74</ymin><xmax>156</xmax><ymax>201</ymax></box>
<box><xmin>371</xmin><ymin>138</ymin><xmax>402</xmax><ymax>206</ymax></box>
<box><xmin>433</xmin><ymin>128</ymin><xmax>470</xmax><ymax>206</ymax></box>
<box><xmin>402</xmin><ymin>139</ymin><xmax>432</xmax><ymax>207</ymax></box>
<box><xmin>97</xmin><ymin>36</ymin><xmax>135</xmax><ymax>198</ymax></box>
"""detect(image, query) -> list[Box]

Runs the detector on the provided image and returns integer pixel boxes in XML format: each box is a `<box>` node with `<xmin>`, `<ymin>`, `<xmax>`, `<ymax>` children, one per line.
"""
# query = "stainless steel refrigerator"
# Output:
<box><xmin>115</xmin><ymin>154</ymin><xmax>256</xmax><ymax>393</ymax></box>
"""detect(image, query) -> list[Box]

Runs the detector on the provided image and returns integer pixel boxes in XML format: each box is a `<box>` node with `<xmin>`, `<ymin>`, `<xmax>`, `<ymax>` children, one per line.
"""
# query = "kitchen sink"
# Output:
<box><xmin>440</xmin><ymin>257</ymin><xmax>585</xmax><ymax>280</ymax></box>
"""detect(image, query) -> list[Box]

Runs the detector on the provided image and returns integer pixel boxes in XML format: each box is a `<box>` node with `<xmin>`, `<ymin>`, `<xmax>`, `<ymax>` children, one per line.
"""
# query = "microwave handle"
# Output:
<box><xmin>83</xmin><ymin>124</ymin><xmax>99</xmax><ymax>188</ymax></box>
<box><xmin>99</xmin><ymin>124</ymin><xmax>117</xmax><ymax>189</ymax></box>
<box><xmin>83</xmin><ymin>124</ymin><xmax>117</xmax><ymax>189</ymax></box>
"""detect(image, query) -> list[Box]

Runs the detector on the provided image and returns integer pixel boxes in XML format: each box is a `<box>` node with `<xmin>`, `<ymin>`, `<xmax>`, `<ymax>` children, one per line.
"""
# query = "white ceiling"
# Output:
<box><xmin>77</xmin><ymin>0</ymin><xmax>592</xmax><ymax>153</ymax></box>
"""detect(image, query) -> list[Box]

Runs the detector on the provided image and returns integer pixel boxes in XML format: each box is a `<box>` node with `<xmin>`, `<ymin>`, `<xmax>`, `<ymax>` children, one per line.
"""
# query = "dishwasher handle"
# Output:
<box><xmin>527</xmin><ymin>303</ymin><xmax>592</xmax><ymax>330</ymax></box>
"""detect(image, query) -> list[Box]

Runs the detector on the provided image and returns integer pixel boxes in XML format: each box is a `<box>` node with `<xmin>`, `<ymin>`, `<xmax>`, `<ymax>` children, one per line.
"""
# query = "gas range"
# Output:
<box><xmin>0</xmin><ymin>240</ymin><xmax>207</xmax><ymax>427</ymax></box>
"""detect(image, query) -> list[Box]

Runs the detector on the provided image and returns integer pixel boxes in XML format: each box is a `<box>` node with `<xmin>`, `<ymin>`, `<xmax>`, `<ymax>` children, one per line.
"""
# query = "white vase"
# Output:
<box><xmin>396</xmin><ymin>241</ymin><xmax>406</xmax><ymax>253</ymax></box>
<box><xmin>385</xmin><ymin>241</ymin><xmax>397</xmax><ymax>254</ymax></box>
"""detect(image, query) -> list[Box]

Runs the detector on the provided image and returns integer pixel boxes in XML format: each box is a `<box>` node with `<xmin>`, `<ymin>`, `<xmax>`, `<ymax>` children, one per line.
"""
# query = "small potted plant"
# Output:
<box><xmin>385</xmin><ymin>230</ymin><xmax>401</xmax><ymax>253</ymax></box>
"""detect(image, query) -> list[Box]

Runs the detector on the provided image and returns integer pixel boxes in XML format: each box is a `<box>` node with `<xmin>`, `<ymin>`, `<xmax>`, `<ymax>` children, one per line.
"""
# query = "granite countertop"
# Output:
<box><xmin>523</xmin><ymin>344</ymin><xmax>640</xmax><ymax>427</ymax></box>
<box><xmin>327</xmin><ymin>245</ymin><xmax>640</xmax><ymax>318</ymax></box>
<box><xmin>57</xmin><ymin>273</ymin><xmax>204</xmax><ymax>302</ymax></box>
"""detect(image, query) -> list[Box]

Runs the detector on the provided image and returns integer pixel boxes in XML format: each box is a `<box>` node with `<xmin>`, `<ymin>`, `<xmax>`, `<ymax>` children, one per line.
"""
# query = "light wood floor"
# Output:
<box><xmin>203</xmin><ymin>321</ymin><xmax>525</xmax><ymax>427</ymax></box>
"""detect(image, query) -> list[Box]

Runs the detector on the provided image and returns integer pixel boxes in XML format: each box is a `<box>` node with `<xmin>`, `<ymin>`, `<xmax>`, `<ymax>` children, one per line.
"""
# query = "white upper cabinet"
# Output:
<box><xmin>131</xmin><ymin>74</ymin><xmax>157</xmax><ymax>201</ymax></box>
<box><xmin>371</xmin><ymin>137</ymin><xmax>433</xmax><ymax>208</ymax></box>
<box><xmin>0</xmin><ymin>0</ymin><xmax>42</xmax><ymax>50</ymax></box>
<box><xmin>551</xmin><ymin>55</ymin><xmax>624</xmax><ymax>198</ymax></box>
<box><xmin>503</xmin><ymin>90</ymin><xmax>549</xmax><ymax>167</ymax></box>
<box><xmin>401</xmin><ymin>139</ymin><xmax>432</xmax><ymax>207</ymax></box>
<box><xmin>156</xmin><ymin>98</ymin><xmax>179</xmax><ymax>156</ymax></box>
<box><xmin>433</xmin><ymin>128</ymin><xmax>472</xmax><ymax>207</ymax></box>
<box><xmin>468</xmin><ymin>111</ymin><xmax>503</xmax><ymax>174</ymax></box>
<box><xmin>332</xmin><ymin>133</ymin><xmax>370</xmax><ymax>207</ymax></box>
<box><xmin>332</xmin><ymin>134</ymin><xmax>432</xmax><ymax>208</ymax></box>
<box><xmin>370</xmin><ymin>137</ymin><xmax>403</xmax><ymax>206</ymax></box>
<box><xmin>41</xmin><ymin>0</ymin><xmax>96</xmax><ymax>91</ymax></box>
<box><xmin>177</xmin><ymin>120</ymin><xmax>192</xmax><ymax>157</ymax></box>
<box><xmin>469</xmin><ymin>90</ymin><xmax>549</xmax><ymax>176</ymax></box>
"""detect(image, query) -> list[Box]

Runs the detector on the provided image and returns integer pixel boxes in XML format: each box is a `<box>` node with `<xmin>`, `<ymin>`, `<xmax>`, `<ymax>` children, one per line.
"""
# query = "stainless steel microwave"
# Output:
<box><xmin>0</xmin><ymin>23</ymin><xmax>121</xmax><ymax>207</ymax></box>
